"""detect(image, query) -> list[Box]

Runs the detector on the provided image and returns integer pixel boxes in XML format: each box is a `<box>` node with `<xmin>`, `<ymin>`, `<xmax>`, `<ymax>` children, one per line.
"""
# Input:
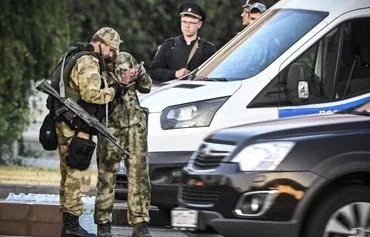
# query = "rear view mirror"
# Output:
<box><xmin>285</xmin><ymin>62</ymin><xmax>321</xmax><ymax>104</ymax></box>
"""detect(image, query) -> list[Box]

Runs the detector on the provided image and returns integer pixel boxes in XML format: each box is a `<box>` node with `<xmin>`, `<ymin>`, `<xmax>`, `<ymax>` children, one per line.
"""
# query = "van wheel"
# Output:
<box><xmin>304</xmin><ymin>185</ymin><xmax>370</xmax><ymax>237</ymax></box>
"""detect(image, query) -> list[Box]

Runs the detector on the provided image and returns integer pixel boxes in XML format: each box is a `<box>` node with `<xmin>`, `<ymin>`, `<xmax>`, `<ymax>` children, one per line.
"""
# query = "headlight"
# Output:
<box><xmin>231</xmin><ymin>142</ymin><xmax>295</xmax><ymax>171</ymax></box>
<box><xmin>160</xmin><ymin>97</ymin><xmax>228</xmax><ymax>129</ymax></box>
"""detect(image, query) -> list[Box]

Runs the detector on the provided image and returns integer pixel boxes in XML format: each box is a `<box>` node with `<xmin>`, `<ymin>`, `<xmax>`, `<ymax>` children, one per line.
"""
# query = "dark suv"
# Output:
<box><xmin>173</xmin><ymin>104</ymin><xmax>370</xmax><ymax>237</ymax></box>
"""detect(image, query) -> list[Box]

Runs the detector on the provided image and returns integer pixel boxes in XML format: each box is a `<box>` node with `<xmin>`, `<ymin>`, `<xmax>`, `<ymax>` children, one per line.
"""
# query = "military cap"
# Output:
<box><xmin>179</xmin><ymin>2</ymin><xmax>206</xmax><ymax>21</ymax></box>
<box><xmin>92</xmin><ymin>27</ymin><xmax>122</xmax><ymax>50</ymax></box>
<box><xmin>249</xmin><ymin>2</ymin><xmax>267</xmax><ymax>13</ymax></box>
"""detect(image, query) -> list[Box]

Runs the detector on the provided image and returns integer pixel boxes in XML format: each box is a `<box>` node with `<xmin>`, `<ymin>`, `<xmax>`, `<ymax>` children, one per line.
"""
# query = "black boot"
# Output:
<box><xmin>132</xmin><ymin>222</ymin><xmax>152</xmax><ymax>237</ymax></box>
<box><xmin>61</xmin><ymin>212</ymin><xmax>96</xmax><ymax>237</ymax></box>
<box><xmin>97</xmin><ymin>223</ymin><xmax>112</xmax><ymax>237</ymax></box>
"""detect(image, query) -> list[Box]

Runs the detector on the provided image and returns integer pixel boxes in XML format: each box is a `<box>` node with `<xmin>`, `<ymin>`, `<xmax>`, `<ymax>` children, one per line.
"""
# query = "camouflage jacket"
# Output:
<box><xmin>106</xmin><ymin>52</ymin><xmax>152</xmax><ymax>129</ymax></box>
<box><xmin>69</xmin><ymin>55</ymin><xmax>115</xmax><ymax>104</ymax></box>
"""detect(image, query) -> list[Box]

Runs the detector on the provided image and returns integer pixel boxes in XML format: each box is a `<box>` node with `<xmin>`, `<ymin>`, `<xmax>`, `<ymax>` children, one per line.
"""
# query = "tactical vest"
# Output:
<box><xmin>46</xmin><ymin>43</ymin><xmax>106</xmax><ymax>133</ymax></box>
<box><xmin>47</xmin><ymin>43</ymin><xmax>97</xmax><ymax>108</ymax></box>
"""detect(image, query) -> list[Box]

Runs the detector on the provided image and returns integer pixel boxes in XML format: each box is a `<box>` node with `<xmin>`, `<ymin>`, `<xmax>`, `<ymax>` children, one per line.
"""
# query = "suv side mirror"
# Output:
<box><xmin>285</xmin><ymin>62</ymin><xmax>322</xmax><ymax>104</ymax></box>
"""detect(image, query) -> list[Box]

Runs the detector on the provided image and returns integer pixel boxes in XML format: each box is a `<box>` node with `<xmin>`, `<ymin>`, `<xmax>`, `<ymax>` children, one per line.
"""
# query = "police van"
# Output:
<box><xmin>116</xmin><ymin>0</ymin><xmax>370</xmax><ymax>212</ymax></box>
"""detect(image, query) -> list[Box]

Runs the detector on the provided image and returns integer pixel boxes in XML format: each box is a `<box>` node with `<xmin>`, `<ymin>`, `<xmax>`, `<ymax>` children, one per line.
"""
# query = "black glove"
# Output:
<box><xmin>111</xmin><ymin>83</ymin><xmax>126</xmax><ymax>99</ymax></box>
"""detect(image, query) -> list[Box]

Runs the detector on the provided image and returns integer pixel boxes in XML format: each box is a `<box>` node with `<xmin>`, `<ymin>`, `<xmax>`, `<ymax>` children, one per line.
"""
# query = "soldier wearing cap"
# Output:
<box><xmin>55</xmin><ymin>26</ymin><xmax>125</xmax><ymax>237</ymax></box>
<box><xmin>241</xmin><ymin>0</ymin><xmax>267</xmax><ymax>26</ymax></box>
<box><xmin>148</xmin><ymin>2</ymin><xmax>217</xmax><ymax>82</ymax></box>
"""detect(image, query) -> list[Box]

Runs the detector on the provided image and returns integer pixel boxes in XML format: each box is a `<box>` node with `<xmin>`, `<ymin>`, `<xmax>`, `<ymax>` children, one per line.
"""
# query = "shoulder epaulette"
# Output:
<box><xmin>164</xmin><ymin>37</ymin><xmax>176</xmax><ymax>43</ymax></box>
<box><xmin>199</xmin><ymin>38</ymin><xmax>215</xmax><ymax>47</ymax></box>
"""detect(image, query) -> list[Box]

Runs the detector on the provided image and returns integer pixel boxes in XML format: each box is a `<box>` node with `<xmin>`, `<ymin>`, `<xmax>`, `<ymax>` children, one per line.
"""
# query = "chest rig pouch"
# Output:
<box><xmin>66</xmin><ymin>135</ymin><xmax>96</xmax><ymax>170</ymax></box>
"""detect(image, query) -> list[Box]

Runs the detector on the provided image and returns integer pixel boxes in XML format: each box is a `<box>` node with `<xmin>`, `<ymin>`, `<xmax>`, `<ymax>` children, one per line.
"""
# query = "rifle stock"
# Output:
<box><xmin>36</xmin><ymin>79</ymin><xmax>131</xmax><ymax>158</ymax></box>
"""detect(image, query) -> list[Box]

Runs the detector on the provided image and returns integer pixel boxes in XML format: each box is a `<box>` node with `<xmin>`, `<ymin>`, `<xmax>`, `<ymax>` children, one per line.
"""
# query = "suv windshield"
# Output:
<box><xmin>196</xmin><ymin>9</ymin><xmax>328</xmax><ymax>81</ymax></box>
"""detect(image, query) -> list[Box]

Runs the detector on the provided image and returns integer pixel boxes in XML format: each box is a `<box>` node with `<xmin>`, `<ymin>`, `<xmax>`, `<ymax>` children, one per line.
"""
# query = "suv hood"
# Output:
<box><xmin>140</xmin><ymin>80</ymin><xmax>242</xmax><ymax>113</ymax></box>
<box><xmin>208</xmin><ymin>113</ymin><xmax>370</xmax><ymax>144</ymax></box>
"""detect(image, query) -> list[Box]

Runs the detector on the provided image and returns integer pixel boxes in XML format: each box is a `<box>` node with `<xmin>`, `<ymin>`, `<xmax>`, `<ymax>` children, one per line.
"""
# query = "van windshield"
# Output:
<box><xmin>196</xmin><ymin>9</ymin><xmax>328</xmax><ymax>81</ymax></box>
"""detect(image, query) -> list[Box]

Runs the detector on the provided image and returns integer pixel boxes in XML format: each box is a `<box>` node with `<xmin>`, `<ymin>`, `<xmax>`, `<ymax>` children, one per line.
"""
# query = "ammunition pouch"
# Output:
<box><xmin>66</xmin><ymin>136</ymin><xmax>96</xmax><ymax>170</ymax></box>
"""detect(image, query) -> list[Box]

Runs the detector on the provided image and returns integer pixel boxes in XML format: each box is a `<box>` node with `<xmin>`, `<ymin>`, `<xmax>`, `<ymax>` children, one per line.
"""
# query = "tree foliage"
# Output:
<box><xmin>0</xmin><ymin>0</ymin><xmax>70</xmax><ymax>163</ymax></box>
<box><xmin>66</xmin><ymin>0</ymin><xmax>250</xmax><ymax>66</ymax></box>
<box><xmin>0</xmin><ymin>0</ymin><xmax>279</xmax><ymax>162</ymax></box>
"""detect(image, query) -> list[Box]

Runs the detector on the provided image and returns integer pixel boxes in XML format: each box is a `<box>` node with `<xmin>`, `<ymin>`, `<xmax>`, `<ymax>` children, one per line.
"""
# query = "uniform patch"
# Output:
<box><xmin>89</xmin><ymin>73</ymin><xmax>101</xmax><ymax>87</ymax></box>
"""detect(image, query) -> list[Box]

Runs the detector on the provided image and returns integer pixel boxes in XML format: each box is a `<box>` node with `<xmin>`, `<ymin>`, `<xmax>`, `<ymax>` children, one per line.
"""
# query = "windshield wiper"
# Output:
<box><xmin>187</xmin><ymin>68</ymin><xmax>199</xmax><ymax>81</ymax></box>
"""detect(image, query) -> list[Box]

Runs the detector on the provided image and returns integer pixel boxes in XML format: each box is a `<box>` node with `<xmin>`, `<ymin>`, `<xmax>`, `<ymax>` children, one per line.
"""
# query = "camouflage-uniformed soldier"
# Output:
<box><xmin>95</xmin><ymin>52</ymin><xmax>152</xmax><ymax>237</ymax></box>
<box><xmin>55</xmin><ymin>27</ymin><xmax>124</xmax><ymax>237</ymax></box>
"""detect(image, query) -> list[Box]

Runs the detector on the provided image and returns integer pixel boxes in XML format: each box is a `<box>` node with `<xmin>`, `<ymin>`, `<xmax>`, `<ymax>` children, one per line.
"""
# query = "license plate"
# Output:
<box><xmin>117</xmin><ymin>160</ymin><xmax>126</xmax><ymax>175</ymax></box>
<box><xmin>171</xmin><ymin>208</ymin><xmax>198</xmax><ymax>228</ymax></box>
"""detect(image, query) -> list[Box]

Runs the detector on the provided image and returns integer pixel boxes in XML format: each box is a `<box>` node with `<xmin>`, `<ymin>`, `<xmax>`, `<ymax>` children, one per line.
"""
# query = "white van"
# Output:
<box><xmin>116</xmin><ymin>0</ymin><xmax>370</xmax><ymax>212</ymax></box>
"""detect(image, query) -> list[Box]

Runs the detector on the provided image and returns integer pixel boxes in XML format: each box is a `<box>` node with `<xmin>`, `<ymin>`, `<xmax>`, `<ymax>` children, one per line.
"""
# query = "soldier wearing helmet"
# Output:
<box><xmin>54</xmin><ymin>26</ymin><xmax>125</xmax><ymax>237</ymax></box>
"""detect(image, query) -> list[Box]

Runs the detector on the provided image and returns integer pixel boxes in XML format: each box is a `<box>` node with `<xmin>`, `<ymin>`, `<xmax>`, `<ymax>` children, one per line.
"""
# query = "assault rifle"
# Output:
<box><xmin>36</xmin><ymin>79</ymin><xmax>131</xmax><ymax>158</ymax></box>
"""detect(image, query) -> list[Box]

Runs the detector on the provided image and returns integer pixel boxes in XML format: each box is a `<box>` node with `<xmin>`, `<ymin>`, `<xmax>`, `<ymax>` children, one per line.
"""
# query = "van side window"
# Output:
<box><xmin>281</xmin><ymin>26</ymin><xmax>342</xmax><ymax>105</ymax></box>
<box><xmin>275</xmin><ymin>17</ymin><xmax>370</xmax><ymax>106</ymax></box>
<box><xmin>335</xmin><ymin>19</ymin><xmax>370</xmax><ymax>98</ymax></box>
<box><xmin>249</xmin><ymin>24</ymin><xmax>342</xmax><ymax>108</ymax></box>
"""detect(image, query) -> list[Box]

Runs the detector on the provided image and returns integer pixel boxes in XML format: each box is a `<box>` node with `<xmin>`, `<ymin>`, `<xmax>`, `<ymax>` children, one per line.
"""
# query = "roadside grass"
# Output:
<box><xmin>0</xmin><ymin>165</ymin><xmax>97</xmax><ymax>186</ymax></box>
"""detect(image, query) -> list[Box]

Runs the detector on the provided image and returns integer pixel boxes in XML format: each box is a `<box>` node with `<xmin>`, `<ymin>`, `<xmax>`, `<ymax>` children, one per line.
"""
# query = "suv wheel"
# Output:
<box><xmin>304</xmin><ymin>185</ymin><xmax>370</xmax><ymax>237</ymax></box>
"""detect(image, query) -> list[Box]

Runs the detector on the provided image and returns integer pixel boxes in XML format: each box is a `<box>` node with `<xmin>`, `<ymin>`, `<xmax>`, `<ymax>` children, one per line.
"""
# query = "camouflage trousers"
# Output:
<box><xmin>56</xmin><ymin>121</ymin><xmax>92</xmax><ymax>216</ymax></box>
<box><xmin>94</xmin><ymin>117</ymin><xmax>151</xmax><ymax>226</ymax></box>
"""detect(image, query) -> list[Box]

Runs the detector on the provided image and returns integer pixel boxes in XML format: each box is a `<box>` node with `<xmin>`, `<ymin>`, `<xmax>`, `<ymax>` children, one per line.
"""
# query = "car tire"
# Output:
<box><xmin>304</xmin><ymin>185</ymin><xmax>370</xmax><ymax>237</ymax></box>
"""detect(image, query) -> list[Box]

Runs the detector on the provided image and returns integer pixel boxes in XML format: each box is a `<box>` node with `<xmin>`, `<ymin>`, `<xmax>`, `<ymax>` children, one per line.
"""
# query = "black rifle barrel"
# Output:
<box><xmin>36</xmin><ymin>79</ymin><xmax>131</xmax><ymax>158</ymax></box>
